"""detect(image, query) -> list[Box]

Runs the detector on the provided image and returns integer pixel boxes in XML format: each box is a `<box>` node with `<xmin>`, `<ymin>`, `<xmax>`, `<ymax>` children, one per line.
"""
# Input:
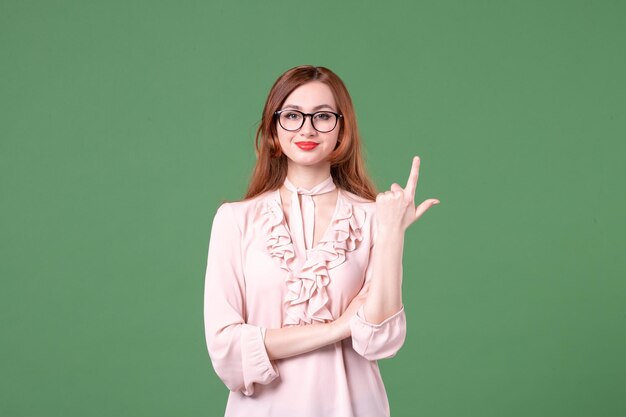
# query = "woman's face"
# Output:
<box><xmin>276</xmin><ymin>81</ymin><xmax>340</xmax><ymax>169</ymax></box>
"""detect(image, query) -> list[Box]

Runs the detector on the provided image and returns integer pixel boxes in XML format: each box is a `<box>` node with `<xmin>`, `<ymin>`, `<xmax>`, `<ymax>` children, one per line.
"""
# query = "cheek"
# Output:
<box><xmin>276</xmin><ymin>134</ymin><xmax>297</xmax><ymax>156</ymax></box>
<box><xmin>277</xmin><ymin>132</ymin><xmax>292</xmax><ymax>147</ymax></box>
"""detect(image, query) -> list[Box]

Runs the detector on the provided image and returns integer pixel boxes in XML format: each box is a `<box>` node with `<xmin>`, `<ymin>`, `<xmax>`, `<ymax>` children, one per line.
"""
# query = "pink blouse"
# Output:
<box><xmin>203</xmin><ymin>177</ymin><xmax>406</xmax><ymax>417</ymax></box>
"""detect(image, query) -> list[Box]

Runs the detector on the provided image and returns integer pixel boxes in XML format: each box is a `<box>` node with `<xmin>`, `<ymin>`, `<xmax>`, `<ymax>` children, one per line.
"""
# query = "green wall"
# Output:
<box><xmin>1</xmin><ymin>1</ymin><xmax>624</xmax><ymax>416</ymax></box>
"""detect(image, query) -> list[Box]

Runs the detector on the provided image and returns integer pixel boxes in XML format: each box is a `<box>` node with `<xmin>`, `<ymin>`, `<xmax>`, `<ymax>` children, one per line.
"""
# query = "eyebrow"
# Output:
<box><xmin>282</xmin><ymin>104</ymin><xmax>336</xmax><ymax>111</ymax></box>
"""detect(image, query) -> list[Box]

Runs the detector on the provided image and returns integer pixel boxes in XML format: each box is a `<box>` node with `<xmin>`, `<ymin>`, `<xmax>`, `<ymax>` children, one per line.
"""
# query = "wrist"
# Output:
<box><xmin>376</xmin><ymin>225</ymin><xmax>405</xmax><ymax>241</ymax></box>
<box><xmin>329</xmin><ymin>318</ymin><xmax>350</xmax><ymax>341</ymax></box>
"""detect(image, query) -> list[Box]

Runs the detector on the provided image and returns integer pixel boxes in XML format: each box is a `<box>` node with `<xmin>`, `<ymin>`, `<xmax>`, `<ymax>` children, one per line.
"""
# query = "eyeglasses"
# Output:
<box><xmin>274</xmin><ymin>109</ymin><xmax>343</xmax><ymax>133</ymax></box>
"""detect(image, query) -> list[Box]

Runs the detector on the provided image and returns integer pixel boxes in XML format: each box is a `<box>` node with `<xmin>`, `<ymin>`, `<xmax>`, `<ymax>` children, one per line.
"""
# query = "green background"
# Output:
<box><xmin>1</xmin><ymin>0</ymin><xmax>624</xmax><ymax>416</ymax></box>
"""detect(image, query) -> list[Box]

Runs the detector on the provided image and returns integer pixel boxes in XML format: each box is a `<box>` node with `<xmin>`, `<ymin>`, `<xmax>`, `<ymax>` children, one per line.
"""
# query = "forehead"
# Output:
<box><xmin>283</xmin><ymin>81</ymin><xmax>336</xmax><ymax>109</ymax></box>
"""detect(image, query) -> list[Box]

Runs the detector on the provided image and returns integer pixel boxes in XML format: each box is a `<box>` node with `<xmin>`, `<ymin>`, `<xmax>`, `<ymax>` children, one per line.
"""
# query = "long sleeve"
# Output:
<box><xmin>348</xmin><ymin>238</ymin><xmax>407</xmax><ymax>361</ymax></box>
<box><xmin>203</xmin><ymin>203</ymin><xmax>279</xmax><ymax>396</ymax></box>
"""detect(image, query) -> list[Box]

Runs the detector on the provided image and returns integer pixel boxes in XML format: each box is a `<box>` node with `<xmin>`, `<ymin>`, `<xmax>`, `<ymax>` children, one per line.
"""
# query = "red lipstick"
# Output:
<box><xmin>295</xmin><ymin>141</ymin><xmax>319</xmax><ymax>151</ymax></box>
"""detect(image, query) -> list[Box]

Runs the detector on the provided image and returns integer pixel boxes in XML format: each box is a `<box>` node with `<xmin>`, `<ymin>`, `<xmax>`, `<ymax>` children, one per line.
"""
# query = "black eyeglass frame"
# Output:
<box><xmin>274</xmin><ymin>109</ymin><xmax>343</xmax><ymax>133</ymax></box>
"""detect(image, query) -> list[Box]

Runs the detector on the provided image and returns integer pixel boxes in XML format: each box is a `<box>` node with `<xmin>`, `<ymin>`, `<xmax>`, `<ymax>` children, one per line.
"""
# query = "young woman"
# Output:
<box><xmin>203</xmin><ymin>65</ymin><xmax>440</xmax><ymax>416</ymax></box>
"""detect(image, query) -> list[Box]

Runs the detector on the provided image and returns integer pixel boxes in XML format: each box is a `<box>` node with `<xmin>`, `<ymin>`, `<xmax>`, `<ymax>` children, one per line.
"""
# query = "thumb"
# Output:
<box><xmin>414</xmin><ymin>199</ymin><xmax>440</xmax><ymax>220</ymax></box>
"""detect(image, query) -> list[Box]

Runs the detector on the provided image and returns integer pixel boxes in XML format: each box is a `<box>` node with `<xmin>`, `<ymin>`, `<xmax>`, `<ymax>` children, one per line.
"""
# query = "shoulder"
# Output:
<box><xmin>339</xmin><ymin>188</ymin><xmax>377</xmax><ymax>235</ymax></box>
<box><xmin>213</xmin><ymin>190</ymin><xmax>275</xmax><ymax>226</ymax></box>
<box><xmin>340</xmin><ymin>188</ymin><xmax>376</xmax><ymax>214</ymax></box>
<box><xmin>338</xmin><ymin>188</ymin><xmax>379</xmax><ymax>246</ymax></box>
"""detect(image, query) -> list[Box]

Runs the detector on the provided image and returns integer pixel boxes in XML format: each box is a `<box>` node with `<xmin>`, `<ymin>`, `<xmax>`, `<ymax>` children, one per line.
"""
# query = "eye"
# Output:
<box><xmin>314</xmin><ymin>112</ymin><xmax>332</xmax><ymax>120</ymax></box>
<box><xmin>284</xmin><ymin>112</ymin><xmax>302</xmax><ymax>120</ymax></box>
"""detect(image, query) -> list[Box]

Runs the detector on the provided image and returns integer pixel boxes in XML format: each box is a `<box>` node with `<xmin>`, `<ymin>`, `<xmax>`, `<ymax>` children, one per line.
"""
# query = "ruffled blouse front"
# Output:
<box><xmin>203</xmin><ymin>182</ymin><xmax>407</xmax><ymax>417</ymax></box>
<box><xmin>262</xmin><ymin>186</ymin><xmax>367</xmax><ymax>326</ymax></box>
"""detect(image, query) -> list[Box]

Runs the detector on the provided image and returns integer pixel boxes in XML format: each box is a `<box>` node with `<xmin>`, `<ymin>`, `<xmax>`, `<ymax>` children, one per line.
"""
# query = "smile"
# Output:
<box><xmin>295</xmin><ymin>142</ymin><xmax>319</xmax><ymax>151</ymax></box>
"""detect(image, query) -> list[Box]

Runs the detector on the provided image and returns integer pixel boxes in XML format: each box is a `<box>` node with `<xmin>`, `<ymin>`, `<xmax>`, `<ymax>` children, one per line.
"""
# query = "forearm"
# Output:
<box><xmin>363</xmin><ymin>227</ymin><xmax>405</xmax><ymax>324</ymax></box>
<box><xmin>264</xmin><ymin>321</ymin><xmax>347</xmax><ymax>360</ymax></box>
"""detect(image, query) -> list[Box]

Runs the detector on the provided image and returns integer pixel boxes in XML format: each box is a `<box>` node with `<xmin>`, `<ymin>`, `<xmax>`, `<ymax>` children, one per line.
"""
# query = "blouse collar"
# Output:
<box><xmin>281</xmin><ymin>175</ymin><xmax>336</xmax><ymax>254</ymax></box>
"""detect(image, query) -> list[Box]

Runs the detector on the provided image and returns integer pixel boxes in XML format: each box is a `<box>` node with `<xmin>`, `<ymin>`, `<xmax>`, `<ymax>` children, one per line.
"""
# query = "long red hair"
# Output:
<box><xmin>243</xmin><ymin>65</ymin><xmax>378</xmax><ymax>201</ymax></box>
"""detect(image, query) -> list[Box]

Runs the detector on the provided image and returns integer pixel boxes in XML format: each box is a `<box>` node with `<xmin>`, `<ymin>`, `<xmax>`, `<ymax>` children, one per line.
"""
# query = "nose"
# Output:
<box><xmin>299</xmin><ymin>115</ymin><xmax>316</xmax><ymax>135</ymax></box>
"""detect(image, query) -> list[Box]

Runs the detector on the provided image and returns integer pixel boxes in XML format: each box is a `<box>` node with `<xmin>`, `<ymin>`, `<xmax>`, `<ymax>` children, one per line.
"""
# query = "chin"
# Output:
<box><xmin>286</xmin><ymin>154</ymin><xmax>331</xmax><ymax>167</ymax></box>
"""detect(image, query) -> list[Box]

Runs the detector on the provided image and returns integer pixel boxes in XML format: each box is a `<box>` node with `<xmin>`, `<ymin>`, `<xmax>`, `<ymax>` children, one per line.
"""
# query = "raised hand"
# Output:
<box><xmin>375</xmin><ymin>156</ymin><xmax>440</xmax><ymax>234</ymax></box>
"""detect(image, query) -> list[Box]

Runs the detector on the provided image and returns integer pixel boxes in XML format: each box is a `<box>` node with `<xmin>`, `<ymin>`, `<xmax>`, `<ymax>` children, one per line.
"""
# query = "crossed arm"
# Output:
<box><xmin>264</xmin><ymin>228</ymin><xmax>405</xmax><ymax>360</ymax></box>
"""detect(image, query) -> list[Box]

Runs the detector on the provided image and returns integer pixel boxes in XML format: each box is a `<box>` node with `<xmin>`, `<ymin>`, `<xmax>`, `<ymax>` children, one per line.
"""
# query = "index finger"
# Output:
<box><xmin>404</xmin><ymin>156</ymin><xmax>420</xmax><ymax>199</ymax></box>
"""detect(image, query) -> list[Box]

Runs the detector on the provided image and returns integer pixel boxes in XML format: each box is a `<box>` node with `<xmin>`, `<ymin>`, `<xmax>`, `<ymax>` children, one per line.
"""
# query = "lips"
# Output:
<box><xmin>295</xmin><ymin>141</ymin><xmax>319</xmax><ymax>150</ymax></box>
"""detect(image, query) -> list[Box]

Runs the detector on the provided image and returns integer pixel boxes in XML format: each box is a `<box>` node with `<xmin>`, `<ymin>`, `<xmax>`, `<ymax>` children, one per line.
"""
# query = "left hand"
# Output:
<box><xmin>375</xmin><ymin>156</ymin><xmax>440</xmax><ymax>233</ymax></box>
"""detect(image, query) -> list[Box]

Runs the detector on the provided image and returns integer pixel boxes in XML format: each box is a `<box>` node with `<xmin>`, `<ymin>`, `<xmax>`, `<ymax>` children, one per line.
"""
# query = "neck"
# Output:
<box><xmin>285</xmin><ymin>161</ymin><xmax>332</xmax><ymax>189</ymax></box>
